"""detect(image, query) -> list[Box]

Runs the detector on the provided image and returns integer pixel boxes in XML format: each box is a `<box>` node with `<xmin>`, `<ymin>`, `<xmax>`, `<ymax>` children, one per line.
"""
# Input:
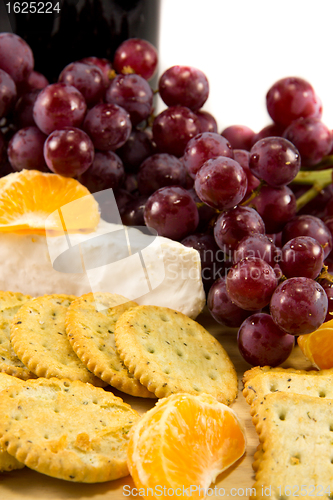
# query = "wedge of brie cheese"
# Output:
<box><xmin>0</xmin><ymin>220</ymin><xmax>206</xmax><ymax>318</ymax></box>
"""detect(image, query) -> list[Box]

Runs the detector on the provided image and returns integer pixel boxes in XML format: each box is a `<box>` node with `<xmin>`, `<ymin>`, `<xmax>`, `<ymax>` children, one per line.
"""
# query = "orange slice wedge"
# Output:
<box><xmin>127</xmin><ymin>393</ymin><xmax>246</xmax><ymax>499</ymax></box>
<box><xmin>298</xmin><ymin>318</ymin><xmax>333</xmax><ymax>370</ymax></box>
<box><xmin>0</xmin><ymin>170</ymin><xmax>100</xmax><ymax>235</ymax></box>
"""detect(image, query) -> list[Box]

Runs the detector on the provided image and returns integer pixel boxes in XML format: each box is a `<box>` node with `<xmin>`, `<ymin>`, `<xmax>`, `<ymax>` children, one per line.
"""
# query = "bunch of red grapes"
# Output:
<box><xmin>1</xmin><ymin>32</ymin><xmax>333</xmax><ymax>368</ymax></box>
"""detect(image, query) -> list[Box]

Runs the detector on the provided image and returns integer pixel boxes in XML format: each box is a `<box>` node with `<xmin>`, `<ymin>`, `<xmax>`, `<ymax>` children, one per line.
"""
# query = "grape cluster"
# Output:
<box><xmin>1</xmin><ymin>32</ymin><xmax>333</xmax><ymax>368</ymax></box>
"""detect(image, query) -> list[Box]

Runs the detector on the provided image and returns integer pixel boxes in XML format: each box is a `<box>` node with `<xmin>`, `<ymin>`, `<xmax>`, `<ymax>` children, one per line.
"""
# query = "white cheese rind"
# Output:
<box><xmin>0</xmin><ymin>221</ymin><xmax>206</xmax><ymax>318</ymax></box>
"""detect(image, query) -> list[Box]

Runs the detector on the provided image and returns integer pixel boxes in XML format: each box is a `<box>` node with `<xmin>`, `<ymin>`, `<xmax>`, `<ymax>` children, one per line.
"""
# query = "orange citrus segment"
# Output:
<box><xmin>0</xmin><ymin>170</ymin><xmax>100</xmax><ymax>234</ymax></box>
<box><xmin>127</xmin><ymin>393</ymin><xmax>246</xmax><ymax>499</ymax></box>
<box><xmin>297</xmin><ymin>318</ymin><xmax>333</xmax><ymax>370</ymax></box>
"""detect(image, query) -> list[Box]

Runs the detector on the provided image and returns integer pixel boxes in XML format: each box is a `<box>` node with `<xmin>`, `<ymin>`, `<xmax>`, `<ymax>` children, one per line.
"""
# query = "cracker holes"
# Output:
<box><xmin>44</xmin><ymin>434</ymin><xmax>49</xmax><ymax>439</ymax></box>
<box><xmin>278</xmin><ymin>411</ymin><xmax>286</xmax><ymax>421</ymax></box>
<box><xmin>176</xmin><ymin>350</ymin><xmax>183</xmax><ymax>357</ymax></box>
<box><xmin>319</xmin><ymin>390</ymin><xmax>326</xmax><ymax>397</ymax></box>
<box><xmin>209</xmin><ymin>373</ymin><xmax>217</xmax><ymax>381</ymax></box>
<box><xmin>204</xmin><ymin>354</ymin><xmax>211</xmax><ymax>360</ymax></box>
<box><xmin>159</xmin><ymin>314</ymin><xmax>169</xmax><ymax>322</ymax></box>
<box><xmin>330</xmin><ymin>424</ymin><xmax>333</xmax><ymax>432</ymax></box>
<box><xmin>270</xmin><ymin>383</ymin><xmax>277</xmax><ymax>392</ymax></box>
<box><xmin>147</xmin><ymin>347</ymin><xmax>155</xmax><ymax>354</ymax></box>
<box><xmin>193</xmin><ymin>385</ymin><xmax>201</xmax><ymax>392</ymax></box>
<box><xmin>164</xmin><ymin>369</ymin><xmax>170</xmax><ymax>375</ymax></box>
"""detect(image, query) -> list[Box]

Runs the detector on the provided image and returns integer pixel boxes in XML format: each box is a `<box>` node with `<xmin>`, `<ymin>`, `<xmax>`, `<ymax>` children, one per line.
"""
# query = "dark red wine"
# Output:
<box><xmin>0</xmin><ymin>0</ymin><xmax>160</xmax><ymax>82</ymax></box>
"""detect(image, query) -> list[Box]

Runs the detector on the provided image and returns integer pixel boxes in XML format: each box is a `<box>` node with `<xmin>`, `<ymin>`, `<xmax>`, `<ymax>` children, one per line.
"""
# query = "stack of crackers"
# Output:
<box><xmin>243</xmin><ymin>366</ymin><xmax>333</xmax><ymax>499</ymax></box>
<box><xmin>0</xmin><ymin>290</ymin><xmax>238</xmax><ymax>482</ymax></box>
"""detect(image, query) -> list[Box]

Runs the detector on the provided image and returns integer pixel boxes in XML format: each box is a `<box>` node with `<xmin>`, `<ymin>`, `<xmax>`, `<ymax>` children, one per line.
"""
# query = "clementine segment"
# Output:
<box><xmin>127</xmin><ymin>393</ymin><xmax>246</xmax><ymax>499</ymax></box>
<box><xmin>0</xmin><ymin>170</ymin><xmax>100</xmax><ymax>234</ymax></box>
<box><xmin>297</xmin><ymin>318</ymin><xmax>333</xmax><ymax>370</ymax></box>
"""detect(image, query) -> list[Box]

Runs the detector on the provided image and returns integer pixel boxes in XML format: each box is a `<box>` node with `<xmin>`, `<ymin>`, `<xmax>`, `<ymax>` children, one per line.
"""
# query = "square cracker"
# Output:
<box><xmin>251</xmin><ymin>392</ymin><xmax>333</xmax><ymax>500</ymax></box>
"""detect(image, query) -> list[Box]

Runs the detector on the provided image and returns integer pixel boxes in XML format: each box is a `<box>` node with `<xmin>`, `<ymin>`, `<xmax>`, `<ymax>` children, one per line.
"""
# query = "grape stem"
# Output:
<box><xmin>292</xmin><ymin>167</ymin><xmax>333</xmax><ymax>211</ymax></box>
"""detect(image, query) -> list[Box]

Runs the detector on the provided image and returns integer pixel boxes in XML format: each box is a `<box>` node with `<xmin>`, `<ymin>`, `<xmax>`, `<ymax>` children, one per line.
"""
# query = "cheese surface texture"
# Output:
<box><xmin>1</xmin><ymin>221</ymin><xmax>206</xmax><ymax>318</ymax></box>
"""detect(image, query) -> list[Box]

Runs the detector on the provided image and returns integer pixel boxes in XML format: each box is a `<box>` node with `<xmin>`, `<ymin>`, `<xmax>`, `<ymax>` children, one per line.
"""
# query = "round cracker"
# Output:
<box><xmin>0</xmin><ymin>291</ymin><xmax>36</xmax><ymax>380</ymax></box>
<box><xmin>114</xmin><ymin>305</ymin><xmax>238</xmax><ymax>404</ymax></box>
<box><xmin>10</xmin><ymin>294</ymin><xmax>104</xmax><ymax>386</ymax></box>
<box><xmin>65</xmin><ymin>292</ymin><xmax>155</xmax><ymax>398</ymax></box>
<box><xmin>0</xmin><ymin>377</ymin><xmax>139</xmax><ymax>482</ymax></box>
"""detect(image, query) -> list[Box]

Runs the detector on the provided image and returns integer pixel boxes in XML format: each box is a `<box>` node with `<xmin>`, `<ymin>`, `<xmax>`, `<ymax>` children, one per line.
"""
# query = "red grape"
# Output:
<box><xmin>282</xmin><ymin>214</ymin><xmax>332</xmax><ymax>259</ymax></box>
<box><xmin>208</xmin><ymin>277</ymin><xmax>256</xmax><ymax>328</ymax></box>
<box><xmin>33</xmin><ymin>83</ymin><xmax>87</xmax><ymax>135</ymax></box>
<box><xmin>318</xmin><ymin>279</ymin><xmax>333</xmax><ymax>323</ymax></box>
<box><xmin>250</xmin><ymin>184</ymin><xmax>297</xmax><ymax>234</ymax></box>
<box><xmin>152</xmin><ymin>106</ymin><xmax>201</xmax><ymax>157</ymax></box>
<box><xmin>7</xmin><ymin>126</ymin><xmax>48</xmax><ymax>172</ymax></box>
<box><xmin>249</xmin><ymin>136</ymin><xmax>301</xmax><ymax>187</ymax></box>
<box><xmin>78</xmin><ymin>151</ymin><xmax>125</xmax><ymax>193</ymax></box>
<box><xmin>59</xmin><ymin>62</ymin><xmax>106</xmax><ymax>107</ymax></box>
<box><xmin>158</xmin><ymin>65</ymin><xmax>209</xmax><ymax>111</ymax></box>
<box><xmin>137</xmin><ymin>153</ymin><xmax>186</xmax><ymax>196</ymax></box>
<box><xmin>270</xmin><ymin>277</ymin><xmax>327</xmax><ymax>335</ymax></box>
<box><xmin>283</xmin><ymin>117</ymin><xmax>333</xmax><ymax>167</ymax></box>
<box><xmin>116</xmin><ymin>128</ymin><xmax>155</xmax><ymax>172</ymax></box>
<box><xmin>266</xmin><ymin>76</ymin><xmax>322</xmax><ymax>128</ymax></box>
<box><xmin>194</xmin><ymin>157</ymin><xmax>248</xmax><ymax>210</ymax></box>
<box><xmin>214</xmin><ymin>205</ymin><xmax>265</xmax><ymax>254</ymax></box>
<box><xmin>237</xmin><ymin>313</ymin><xmax>294</xmax><ymax>366</ymax></box>
<box><xmin>113</xmin><ymin>38</ymin><xmax>158</xmax><ymax>81</ymax></box>
<box><xmin>183</xmin><ymin>132</ymin><xmax>233</xmax><ymax>179</ymax></box>
<box><xmin>280</xmin><ymin>236</ymin><xmax>324</xmax><ymax>279</ymax></box>
<box><xmin>44</xmin><ymin>127</ymin><xmax>94</xmax><ymax>177</ymax></box>
<box><xmin>195</xmin><ymin>110</ymin><xmax>218</xmax><ymax>133</ymax></box>
<box><xmin>83</xmin><ymin>103</ymin><xmax>131</xmax><ymax>151</ymax></box>
<box><xmin>233</xmin><ymin>149</ymin><xmax>261</xmax><ymax>199</ymax></box>
<box><xmin>221</xmin><ymin>125</ymin><xmax>255</xmax><ymax>151</ymax></box>
<box><xmin>226</xmin><ymin>257</ymin><xmax>278</xmax><ymax>310</ymax></box>
<box><xmin>13</xmin><ymin>89</ymin><xmax>40</xmax><ymax>129</ymax></box>
<box><xmin>80</xmin><ymin>56</ymin><xmax>112</xmax><ymax>88</ymax></box>
<box><xmin>144</xmin><ymin>186</ymin><xmax>199</xmax><ymax>240</ymax></box>
<box><xmin>0</xmin><ymin>33</ymin><xmax>34</xmax><ymax>84</ymax></box>
<box><xmin>233</xmin><ymin>234</ymin><xmax>278</xmax><ymax>267</ymax></box>
<box><xmin>121</xmin><ymin>195</ymin><xmax>148</xmax><ymax>226</ymax></box>
<box><xmin>105</xmin><ymin>74</ymin><xmax>153</xmax><ymax>126</ymax></box>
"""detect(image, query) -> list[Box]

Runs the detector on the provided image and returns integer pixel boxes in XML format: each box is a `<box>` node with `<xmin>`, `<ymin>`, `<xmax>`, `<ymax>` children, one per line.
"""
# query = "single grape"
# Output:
<box><xmin>33</xmin><ymin>83</ymin><xmax>87</xmax><ymax>135</ymax></box>
<box><xmin>78</xmin><ymin>151</ymin><xmax>125</xmax><ymax>193</ymax></box>
<box><xmin>181</xmin><ymin>232</ymin><xmax>227</xmax><ymax>293</ymax></box>
<box><xmin>59</xmin><ymin>62</ymin><xmax>106</xmax><ymax>107</ymax></box>
<box><xmin>13</xmin><ymin>89</ymin><xmax>40</xmax><ymax>129</ymax></box>
<box><xmin>26</xmin><ymin>70</ymin><xmax>49</xmax><ymax>91</ymax></box>
<box><xmin>249</xmin><ymin>136</ymin><xmax>301</xmax><ymax>187</ymax></box>
<box><xmin>83</xmin><ymin>103</ymin><xmax>132</xmax><ymax>151</ymax></box>
<box><xmin>221</xmin><ymin>125</ymin><xmax>255</xmax><ymax>151</ymax></box>
<box><xmin>80</xmin><ymin>56</ymin><xmax>113</xmax><ymax>88</ymax></box>
<box><xmin>183</xmin><ymin>132</ymin><xmax>233</xmax><ymax>179</ymax></box>
<box><xmin>233</xmin><ymin>149</ymin><xmax>261</xmax><ymax>199</ymax></box>
<box><xmin>283</xmin><ymin>117</ymin><xmax>333</xmax><ymax>167</ymax></box>
<box><xmin>270</xmin><ymin>277</ymin><xmax>328</xmax><ymax>335</ymax></box>
<box><xmin>214</xmin><ymin>205</ymin><xmax>265</xmax><ymax>255</ymax></box>
<box><xmin>234</xmin><ymin>234</ymin><xmax>278</xmax><ymax>267</ymax></box>
<box><xmin>116</xmin><ymin>128</ymin><xmax>155</xmax><ymax>172</ymax></box>
<box><xmin>0</xmin><ymin>33</ymin><xmax>34</xmax><ymax>84</ymax></box>
<box><xmin>144</xmin><ymin>186</ymin><xmax>199</xmax><ymax>241</ymax></box>
<box><xmin>152</xmin><ymin>106</ymin><xmax>201</xmax><ymax>157</ymax></box>
<box><xmin>280</xmin><ymin>236</ymin><xmax>324</xmax><ymax>279</ymax></box>
<box><xmin>195</xmin><ymin>110</ymin><xmax>218</xmax><ymax>133</ymax></box>
<box><xmin>137</xmin><ymin>153</ymin><xmax>186</xmax><ymax>196</ymax></box>
<box><xmin>43</xmin><ymin>127</ymin><xmax>94</xmax><ymax>177</ymax></box>
<box><xmin>113</xmin><ymin>38</ymin><xmax>158</xmax><ymax>81</ymax></box>
<box><xmin>250</xmin><ymin>184</ymin><xmax>297</xmax><ymax>234</ymax></box>
<box><xmin>158</xmin><ymin>65</ymin><xmax>209</xmax><ymax>111</ymax></box>
<box><xmin>318</xmin><ymin>279</ymin><xmax>333</xmax><ymax>322</ymax></box>
<box><xmin>124</xmin><ymin>173</ymin><xmax>138</xmax><ymax>193</ymax></box>
<box><xmin>194</xmin><ymin>157</ymin><xmax>247</xmax><ymax>210</ymax></box>
<box><xmin>250</xmin><ymin>123</ymin><xmax>284</xmax><ymax>147</ymax></box>
<box><xmin>0</xmin><ymin>69</ymin><xmax>17</xmax><ymax>119</ymax></box>
<box><xmin>237</xmin><ymin>313</ymin><xmax>294</xmax><ymax>366</ymax></box>
<box><xmin>121</xmin><ymin>195</ymin><xmax>148</xmax><ymax>226</ymax></box>
<box><xmin>7</xmin><ymin>126</ymin><xmax>48</xmax><ymax>172</ymax></box>
<box><xmin>281</xmin><ymin>214</ymin><xmax>332</xmax><ymax>259</ymax></box>
<box><xmin>105</xmin><ymin>74</ymin><xmax>153</xmax><ymax>126</ymax></box>
<box><xmin>226</xmin><ymin>257</ymin><xmax>278</xmax><ymax>311</ymax></box>
<box><xmin>266</xmin><ymin>76</ymin><xmax>322</xmax><ymax>128</ymax></box>
<box><xmin>207</xmin><ymin>277</ymin><xmax>256</xmax><ymax>328</ymax></box>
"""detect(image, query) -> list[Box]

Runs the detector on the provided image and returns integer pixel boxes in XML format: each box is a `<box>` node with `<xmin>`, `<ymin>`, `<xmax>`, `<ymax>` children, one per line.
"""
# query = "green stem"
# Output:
<box><xmin>292</xmin><ymin>167</ymin><xmax>333</xmax><ymax>211</ymax></box>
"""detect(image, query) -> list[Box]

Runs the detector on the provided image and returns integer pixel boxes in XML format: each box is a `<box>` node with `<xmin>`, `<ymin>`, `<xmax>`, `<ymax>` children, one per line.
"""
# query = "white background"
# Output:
<box><xmin>157</xmin><ymin>0</ymin><xmax>333</xmax><ymax>134</ymax></box>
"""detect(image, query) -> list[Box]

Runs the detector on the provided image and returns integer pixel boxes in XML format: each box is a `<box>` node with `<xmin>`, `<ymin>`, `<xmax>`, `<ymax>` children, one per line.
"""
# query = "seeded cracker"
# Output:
<box><xmin>114</xmin><ymin>305</ymin><xmax>238</xmax><ymax>403</ymax></box>
<box><xmin>0</xmin><ymin>372</ymin><xmax>25</xmax><ymax>472</ymax></box>
<box><xmin>10</xmin><ymin>294</ymin><xmax>104</xmax><ymax>386</ymax></box>
<box><xmin>65</xmin><ymin>292</ymin><xmax>155</xmax><ymax>398</ymax></box>
<box><xmin>251</xmin><ymin>392</ymin><xmax>333</xmax><ymax>500</ymax></box>
<box><xmin>0</xmin><ymin>291</ymin><xmax>36</xmax><ymax>380</ymax></box>
<box><xmin>0</xmin><ymin>377</ymin><xmax>140</xmax><ymax>482</ymax></box>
